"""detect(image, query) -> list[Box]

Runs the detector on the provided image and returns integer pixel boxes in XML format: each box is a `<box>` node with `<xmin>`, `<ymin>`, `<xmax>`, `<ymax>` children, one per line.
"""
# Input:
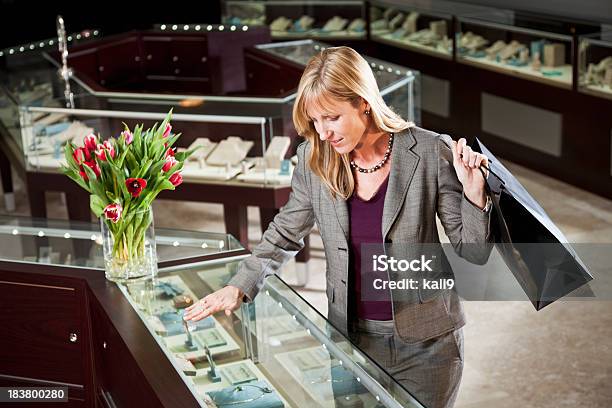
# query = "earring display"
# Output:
<box><xmin>165</xmin><ymin>325</ymin><xmax>239</xmax><ymax>360</ymax></box>
<box><xmin>222</xmin><ymin>364</ymin><xmax>258</xmax><ymax>385</ymax></box>
<box><xmin>236</xmin><ymin>136</ymin><xmax>293</xmax><ymax>185</ymax></box>
<box><xmin>222</xmin><ymin>1</ymin><xmax>265</xmax><ymax>26</ymax></box>
<box><xmin>370</xmin><ymin>4</ymin><xmax>452</xmax><ymax>58</ymax></box>
<box><xmin>183</xmin><ymin>138</ymin><xmax>218</xmax><ymax>162</ymax></box>
<box><xmin>321</xmin><ymin>16</ymin><xmax>349</xmax><ymax>33</ymax></box>
<box><xmin>292</xmin><ymin>15</ymin><xmax>315</xmax><ymax>32</ymax></box>
<box><xmin>205</xmin><ymin>344</ymin><xmax>222</xmax><ymax>383</ymax></box>
<box><xmin>270</xmin><ymin>16</ymin><xmax>293</xmax><ymax>33</ymax></box>
<box><xmin>151</xmin><ymin>311</ymin><xmax>215</xmax><ymax>336</ymax></box>
<box><xmin>457</xmin><ymin>15</ymin><xmax>574</xmax><ymax>87</ymax></box>
<box><xmin>191</xmin><ymin>359</ymin><xmax>289</xmax><ymax>407</ymax></box>
<box><xmin>579</xmin><ymin>32</ymin><xmax>612</xmax><ymax>99</ymax></box>
<box><xmin>206</xmin><ymin>137</ymin><xmax>254</xmax><ymax>166</ymax></box>
<box><xmin>180</xmin><ymin>136</ymin><xmax>255</xmax><ymax>181</ymax></box>
<box><xmin>273</xmin><ymin>344</ymin><xmax>381</xmax><ymax>405</ymax></box>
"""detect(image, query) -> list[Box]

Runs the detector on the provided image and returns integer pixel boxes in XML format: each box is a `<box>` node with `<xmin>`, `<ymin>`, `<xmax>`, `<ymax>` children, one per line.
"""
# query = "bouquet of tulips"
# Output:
<box><xmin>62</xmin><ymin>110</ymin><xmax>193</xmax><ymax>274</ymax></box>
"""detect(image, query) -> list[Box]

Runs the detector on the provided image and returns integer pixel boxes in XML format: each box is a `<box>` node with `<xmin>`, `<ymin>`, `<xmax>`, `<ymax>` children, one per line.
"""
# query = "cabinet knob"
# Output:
<box><xmin>147</xmin><ymin>54</ymin><xmax>152</xmax><ymax>60</ymax></box>
<box><xmin>102</xmin><ymin>341</ymin><xmax>107</xmax><ymax>350</ymax></box>
<box><xmin>201</xmin><ymin>56</ymin><xmax>207</xmax><ymax>63</ymax></box>
<box><xmin>69</xmin><ymin>333</ymin><xmax>78</xmax><ymax>343</ymax></box>
<box><xmin>134</xmin><ymin>56</ymin><xmax>141</xmax><ymax>62</ymax></box>
<box><xmin>248</xmin><ymin>73</ymin><xmax>253</xmax><ymax>79</ymax></box>
<box><xmin>172</xmin><ymin>56</ymin><xmax>179</xmax><ymax>62</ymax></box>
<box><xmin>98</xmin><ymin>66</ymin><xmax>104</xmax><ymax>72</ymax></box>
<box><xmin>174</xmin><ymin>68</ymin><xmax>180</xmax><ymax>74</ymax></box>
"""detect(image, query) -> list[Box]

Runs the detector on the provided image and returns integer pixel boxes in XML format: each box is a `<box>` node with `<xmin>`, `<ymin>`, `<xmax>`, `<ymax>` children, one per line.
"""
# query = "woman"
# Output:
<box><xmin>184</xmin><ymin>46</ymin><xmax>493</xmax><ymax>408</ymax></box>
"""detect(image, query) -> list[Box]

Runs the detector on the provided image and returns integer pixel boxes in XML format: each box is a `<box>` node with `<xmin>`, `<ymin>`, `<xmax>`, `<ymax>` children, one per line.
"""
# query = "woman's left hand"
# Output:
<box><xmin>451</xmin><ymin>138</ymin><xmax>488</xmax><ymax>209</ymax></box>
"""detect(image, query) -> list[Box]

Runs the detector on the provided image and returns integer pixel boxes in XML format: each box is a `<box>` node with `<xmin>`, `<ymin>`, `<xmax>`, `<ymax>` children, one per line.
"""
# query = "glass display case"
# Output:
<box><xmin>118</xmin><ymin>257</ymin><xmax>424</xmax><ymax>407</ymax></box>
<box><xmin>0</xmin><ymin>30</ymin><xmax>101</xmax><ymax>152</ymax></box>
<box><xmin>255</xmin><ymin>40</ymin><xmax>421</xmax><ymax>124</ymax></box>
<box><xmin>16</xmin><ymin>94</ymin><xmax>298</xmax><ymax>186</ymax></box>
<box><xmin>0</xmin><ymin>215</ymin><xmax>245</xmax><ymax>268</ymax></box>
<box><xmin>578</xmin><ymin>31</ymin><xmax>612</xmax><ymax>100</ymax></box>
<box><xmin>222</xmin><ymin>0</ymin><xmax>367</xmax><ymax>40</ymax></box>
<box><xmin>456</xmin><ymin>10</ymin><xmax>575</xmax><ymax>89</ymax></box>
<box><xmin>369</xmin><ymin>0</ymin><xmax>453</xmax><ymax>59</ymax></box>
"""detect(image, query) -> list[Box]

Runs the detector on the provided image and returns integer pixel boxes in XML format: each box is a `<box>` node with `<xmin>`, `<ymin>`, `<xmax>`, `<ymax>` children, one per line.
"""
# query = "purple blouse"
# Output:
<box><xmin>348</xmin><ymin>175</ymin><xmax>393</xmax><ymax>321</ymax></box>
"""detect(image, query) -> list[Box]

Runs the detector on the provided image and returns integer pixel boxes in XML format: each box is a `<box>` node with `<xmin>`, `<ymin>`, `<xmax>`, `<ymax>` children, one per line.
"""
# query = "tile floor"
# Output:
<box><xmin>1</xmin><ymin>158</ymin><xmax>611</xmax><ymax>408</ymax></box>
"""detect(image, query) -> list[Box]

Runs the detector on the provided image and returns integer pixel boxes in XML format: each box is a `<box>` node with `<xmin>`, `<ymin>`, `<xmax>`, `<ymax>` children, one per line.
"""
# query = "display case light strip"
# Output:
<box><xmin>265</xmin><ymin>284</ymin><xmax>416</xmax><ymax>408</ymax></box>
<box><xmin>158</xmin><ymin>253</ymin><xmax>250</xmax><ymax>274</ymax></box>
<box><xmin>22</xmin><ymin>106</ymin><xmax>266</xmax><ymax>125</ymax></box>
<box><xmin>0</xmin><ymin>29</ymin><xmax>99</xmax><ymax>57</ymax></box>
<box><xmin>0</xmin><ymin>225</ymin><xmax>225</xmax><ymax>248</ymax></box>
<box><xmin>157</xmin><ymin>23</ymin><xmax>249</xmax><ymax>32</ymax></box>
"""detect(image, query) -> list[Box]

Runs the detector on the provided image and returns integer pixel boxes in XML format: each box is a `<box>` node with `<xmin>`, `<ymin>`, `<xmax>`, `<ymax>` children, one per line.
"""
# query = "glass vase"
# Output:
<box><xmin>101</xmin><ymin>207</ymin><xmax>158</xmax><ymax>282</ymax></box>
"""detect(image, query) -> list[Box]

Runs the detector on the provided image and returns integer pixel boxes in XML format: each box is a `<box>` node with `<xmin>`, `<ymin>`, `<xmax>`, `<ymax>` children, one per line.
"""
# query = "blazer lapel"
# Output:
<box><xmin>382</xmin><ymin>128</ymin><xmax>419</xmax><ymax>239</ymax></box>
<box><xmin>331</xmin><ymin>185</ymin><xmax>350</xmax><ymax>244</ymax></box>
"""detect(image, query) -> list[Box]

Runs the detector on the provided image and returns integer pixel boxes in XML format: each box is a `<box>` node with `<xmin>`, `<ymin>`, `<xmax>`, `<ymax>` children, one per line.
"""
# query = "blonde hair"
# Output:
<box><xmin>293</xmin><ymin>46</ymin><xmax>413</xmax><ymax>199</ymax></box>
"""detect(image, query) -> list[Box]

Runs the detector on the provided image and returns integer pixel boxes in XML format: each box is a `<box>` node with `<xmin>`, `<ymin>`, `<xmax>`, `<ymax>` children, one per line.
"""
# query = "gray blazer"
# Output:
<box><xmin>228</xmin><ymin>126</ymin><xmax>493</xmax><ymax>344</ymax></box>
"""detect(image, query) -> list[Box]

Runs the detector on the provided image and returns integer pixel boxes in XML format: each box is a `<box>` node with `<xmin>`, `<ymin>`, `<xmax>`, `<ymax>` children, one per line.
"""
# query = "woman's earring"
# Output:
<box><xmin>364</xmin><ymin>110</ymin><xmax>370</xmax><ymax>115</ymax></box>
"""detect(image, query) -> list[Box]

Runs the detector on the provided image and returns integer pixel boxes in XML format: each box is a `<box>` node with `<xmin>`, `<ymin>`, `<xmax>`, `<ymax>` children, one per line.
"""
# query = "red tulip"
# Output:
<box><xmin>162</xmin><ymin>123</ymin><xmax>172</xmax><ymax>138</ymax></box>
<box><xmin>103</xmin><ymin>203</ymin><xmax>122</xmax><ymax>223</ymax></box>
<box><xmin>121</xmin><ymin>130</ymin><xmax>133</xmax><ymax>145</ymax></box>
<box><xmin>73</xmin><ymin>147</ymin><xmax>86</xmax><ymax>164</ymax></box>
<box><xmin>169</xmin><ymin>172</ymin><xmax>183</xmax><ymax>187</ymax></box>
<box><xmin>162</xmin><ymin>156</ymin><xmax>178</xmax><ymax>172</ymax></box>
<box><xmin>84</xmin><ymin>133</ymin><xmax>97</xmax><ymax>151</ymax></box>
<box><xmin>164</xmin><ymin>147</ymin><xmax>175</xmax><ymax>158</ymax></box>
<box><xmin>95</xmin><ymin>147</ymin><xmax>106</xmax><ymax>161</ymax></box>
<box><xmin>79</xmin><ymin>168</ymin><xmax>88</xmax><ymax>181</ymax></box>
<box><xmin>126</xmin><ymin>178</ymin><xmax>147</xmax><ymax>197</ymax></box>
<box><xmin>84</xmin><ymin>160</ymin><xmax>101</xmax><ymax>178</ymax></box>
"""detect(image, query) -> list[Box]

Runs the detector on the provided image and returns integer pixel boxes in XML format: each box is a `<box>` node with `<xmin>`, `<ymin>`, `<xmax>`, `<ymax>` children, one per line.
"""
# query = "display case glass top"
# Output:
<box><xmin>578</xmin><ymin>31</ymin><xmax>612</xmax><ymax>99</ymax></box>
<box><xmin>118</xmin><ymin>257</ymin><xmax>424</xmax><ymax>407</ymax></box>
<box><xmin>255</xmin><ymin>39</ymin><xmax>420</xmax><ymax>123</ymax></box>
<box><xmin>0</xmin><ymin>216</ymin><xmax>244</xmax><ymax>269</ymax></box>
<box><xmin>222</xmin><ymin>0</ymin><xmax>367</xmax><ymax>40</ymax></box>
<box><xmin>456</xmin><ymin>10</ymin><xmax>597</xmax><ymax>89</ymax></box>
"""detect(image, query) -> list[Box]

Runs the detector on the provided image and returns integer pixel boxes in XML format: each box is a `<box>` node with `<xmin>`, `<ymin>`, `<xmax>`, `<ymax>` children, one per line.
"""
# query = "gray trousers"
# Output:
<box><xmin>354</xmin><ymin>319</ymin><xmax>464</xmax><ymax>408</ymax></box>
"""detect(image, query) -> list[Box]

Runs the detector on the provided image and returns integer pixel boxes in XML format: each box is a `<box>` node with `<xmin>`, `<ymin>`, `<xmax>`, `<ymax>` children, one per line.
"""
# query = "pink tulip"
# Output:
<box><xmin>169</xmin><ymin>172</ymin><xmax>183</xmax><ymax>187</ymax></box>
<box><xmin>103</xmin><ymin>140</ymin><xmax>116</xmax><ymax>158</ymax></box>
<box><xmin>103</xmin><ymin>203</ymin><xmax>122</xmax><ymax>223</ymax></box>
<box><xmin>121</xmin><ymin>130</ymin><xmax>133</xmax><ymax>145</ymax></box>
<box><xmin>162</xmin><ymin>156</ymin><xmax>178</xmax><ymax>172</ymax></box>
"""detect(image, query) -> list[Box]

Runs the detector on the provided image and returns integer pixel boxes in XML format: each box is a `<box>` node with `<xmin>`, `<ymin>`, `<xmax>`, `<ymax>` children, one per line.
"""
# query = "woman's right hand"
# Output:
<box><xmin>183</xmin><ymin>285</ymin><xmax>244</xmax><ymax>322</ymax></box>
